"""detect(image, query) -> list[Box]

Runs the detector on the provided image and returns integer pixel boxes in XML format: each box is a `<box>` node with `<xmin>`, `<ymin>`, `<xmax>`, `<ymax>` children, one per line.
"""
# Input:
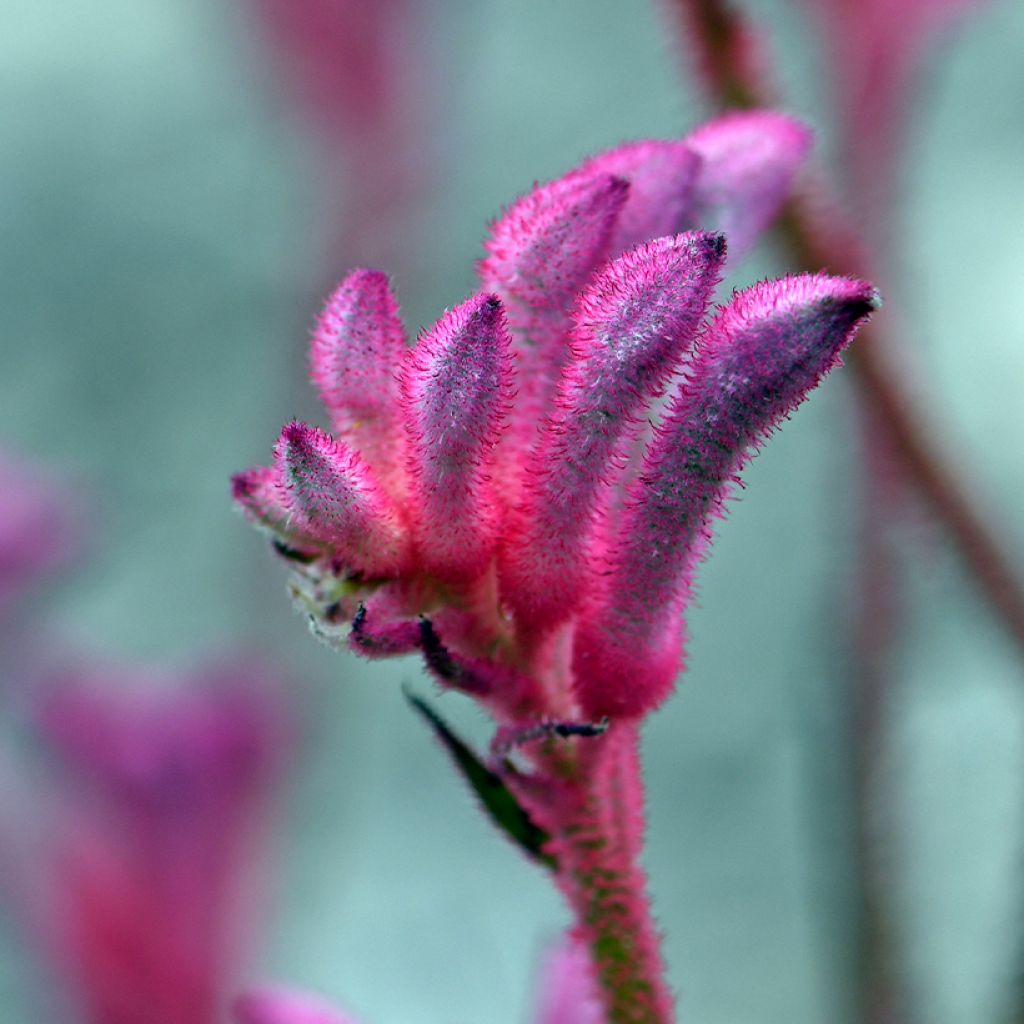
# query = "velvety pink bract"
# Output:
<box><xmin>480</xmin><ymin>173</ymin><xmax>631</xmax><ymax>488</ymax></box>
<box><xmin>310</xmin><ymin>269</ymin><xmax>408</xmax><ymax>485</ymax></box>
<box><xmin>274</xmin><ymin>421</ymin><xmax>406</xmax><ymax>576</ymax></box>
<box><xmin>400</xmin><ymin>293</ymin><xmax>513</xmax><ymax>582</ymax></box>
<box><xmin>576</xmin><ymin>140</ymin><xmax>701</xmax><ymax>256</ymax></box>
<box><xmin>684</xmin><ymin>111</ymin><xmax>812</xmax><ymax>257</ymax></box>
<box><xmin>573</xmin><ymin>274</ymin><xmax>879</xmax><ymax>718</ymax></box>
<box><xmin>500</xmin><ymin>231</ymin><xmax>726</xmax><ymax>635</ymax></box>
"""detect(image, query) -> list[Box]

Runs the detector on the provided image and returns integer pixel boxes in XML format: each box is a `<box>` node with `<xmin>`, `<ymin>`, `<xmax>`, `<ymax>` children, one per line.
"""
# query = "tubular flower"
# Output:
<box><xmin>234</xmin><ymin>110</ymin><xmax>873</xmax><ymax>722</ymax></box>
<box><xmin>3</xmin><ymin>660</ymin><xmax>292</xmax><ymax>1024</ymax></box>
<box><xmin>234</xmin><ymin>111</ymin><xmax>877</xmax><ymax>1021</ymax></box>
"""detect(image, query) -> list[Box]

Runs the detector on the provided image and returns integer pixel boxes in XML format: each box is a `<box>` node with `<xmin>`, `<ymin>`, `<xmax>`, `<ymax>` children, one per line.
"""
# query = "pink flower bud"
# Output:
<box><xmin>684</xmin><ymin>111</ymin><xmax>812</xmax><ymax>257</ymax></box>
<box><xmin>310</xmin><ymin>269</ymin><xmax>408</xmax><ymax>486</ymax></box>
<box><xmin>500</xmin><ymin>233</ymin><xmax>726</xmax><ymax>635</ymax></box>
<box><xmin>400</xmin><ymin>294</ymin><xmax>513</xmax><ymax>582</ymax></box>
<box><xmin>275</xmin><ymin>421</ymin><xmax>407</xmax><ymax>576</ymax></box>
<box><xmin>577</xmin><ymin>140</ymin><xmax>701</xmax><ymax>256</ymax></box>
<box><xmin>574</xmin><ymin>275</ymin><xmax>878</xmax><ymax>717</ymax></box>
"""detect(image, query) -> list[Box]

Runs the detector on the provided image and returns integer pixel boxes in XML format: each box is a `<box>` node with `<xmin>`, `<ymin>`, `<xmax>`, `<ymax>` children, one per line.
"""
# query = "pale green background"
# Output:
<box><xmin>1</xmin><ymin>1</ymin><xmax>1023</xmax><ymax>1021</ymax></box>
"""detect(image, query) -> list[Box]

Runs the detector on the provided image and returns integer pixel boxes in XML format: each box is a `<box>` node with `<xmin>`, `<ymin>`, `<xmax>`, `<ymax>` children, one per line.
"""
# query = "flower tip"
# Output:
<box><xmin>231</xmin><ymin>470</ymin><xmax>257</xmax><ymax>501</ymax></box>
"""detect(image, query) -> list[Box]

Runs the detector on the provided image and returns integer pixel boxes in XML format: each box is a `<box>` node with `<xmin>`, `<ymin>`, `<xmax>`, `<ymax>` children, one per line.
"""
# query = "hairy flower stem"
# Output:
<box><xmin>666</xmin><ymin>0</ymin><xmax>1024</xmax><ymax>661</ymax></box>
<box><xmin>543</xmin><ymin>723</ymin><xmax>674</xmax><ymax>1024</ymax></box>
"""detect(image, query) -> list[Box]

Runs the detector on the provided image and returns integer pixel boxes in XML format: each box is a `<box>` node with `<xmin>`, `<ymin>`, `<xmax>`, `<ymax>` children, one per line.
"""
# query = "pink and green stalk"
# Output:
<box><xmin>234</xmin><ymin>113</ymin><xmax>876</xmax><ymax>1021</ymax></box>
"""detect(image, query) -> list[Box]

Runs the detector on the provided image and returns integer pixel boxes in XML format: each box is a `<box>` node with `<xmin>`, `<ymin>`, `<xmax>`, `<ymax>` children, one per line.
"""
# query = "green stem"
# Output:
<box><xmin>547</xmin><ymin>723</ymin><xmax>675</xmax><ymax>1024</ymax></box>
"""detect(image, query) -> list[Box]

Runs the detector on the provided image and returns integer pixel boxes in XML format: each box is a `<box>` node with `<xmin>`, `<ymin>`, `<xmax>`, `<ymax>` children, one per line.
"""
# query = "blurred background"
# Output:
<box><xmin>1</xmin><ymin>1</ymin><xmax>1023</xmax><ymax>1021</ymax></box>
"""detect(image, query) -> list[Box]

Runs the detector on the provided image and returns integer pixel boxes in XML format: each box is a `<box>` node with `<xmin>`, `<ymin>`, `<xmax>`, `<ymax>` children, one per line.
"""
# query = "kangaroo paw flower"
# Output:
<box><xmin>573</xmin><ymin>275</ymin><xmax>879</xmax><ymax>718</ymax></box>
<box><xmin>400</xmin><ymin>294</ymin><xmax>513</xmax><ymax>582</ymax></box>
<box><xmin>684</xmin><ymin>111</ymin><xmax>812</xmax><ymax>257</ymax></box>
<box><xmin>500</xmin><ymin>232</ymin><xmax>726</xmax><ymax>634</ymax></box>
<box><xmin>310</xmin><ymin>269</ymin><xmax>409</xmax><ymax>487</ymax></box>
<box><xmin>234</xmin><ymin>112</ymin><xmax>877</xmax><ymax>1023</ymax></box>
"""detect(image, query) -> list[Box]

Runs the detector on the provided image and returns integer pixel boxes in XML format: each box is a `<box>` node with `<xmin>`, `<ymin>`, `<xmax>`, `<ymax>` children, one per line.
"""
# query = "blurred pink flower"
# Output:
<box><xmin>231</xmin><ymin>934</ymin><xmax>600</xmax><ymax>1024</ymax></box>
<box><xmin>4</xmin><ymin>659</ymin><xmax>292</xmax><ymax>1024</ymax></box>
<box><xmin>802</xmin><ymin>0</ymin><xmax>982</xmax><ymax>224</ymax></box>
<box><xmin>0</xmin><ymin>448</ymin><xmax>80</xmax><ymax>613</ymax></box>
<box><xmin>534</xmin><ymin>934</ymin><xmax>604</xmax><ymax>1024</ymax></box>
<box><xmin>243</xmin><ymin>0</ymin><xmax>433</xmax><ymax>272</ymax></box>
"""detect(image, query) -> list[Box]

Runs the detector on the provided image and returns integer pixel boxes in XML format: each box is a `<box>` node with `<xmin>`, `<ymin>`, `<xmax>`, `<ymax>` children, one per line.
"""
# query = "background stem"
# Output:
<box><xmin>666</xmin><ymin>0</ymin><xmax>1024</xmax><ymax>658</ymax></box>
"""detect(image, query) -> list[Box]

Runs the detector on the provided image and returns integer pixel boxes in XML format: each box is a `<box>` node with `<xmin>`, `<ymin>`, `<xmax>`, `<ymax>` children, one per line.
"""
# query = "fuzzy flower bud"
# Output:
<box><xmin>573</xmin><ymin>275</ymin><xmax>879</xmax><ymax>718</ymax></box>
<box><xmin>399</xmin><ymin>294</ymin><xmax>513</xmax><ymax>582</ymax></box>
<box><xmin>500</xmin><ymin>232</ymin><xmax>726</xmax><ymax>635</ymax></box>
<box><xmin>234</xmin><ymin>114</ymin><xmax>869</xmax><ymax>724</ymax></box>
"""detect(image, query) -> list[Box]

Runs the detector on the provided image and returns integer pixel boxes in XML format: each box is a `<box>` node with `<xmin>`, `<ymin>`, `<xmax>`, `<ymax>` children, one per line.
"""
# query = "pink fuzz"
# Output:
<box><xmin>500</xmin><ymin>232</ymin><xmax>726</xmax><ymax>635</ymax></box>
<box><xmin>310</xmin><ymin>269</ymin><xmax>408</xmax><ymax>484</ymax></box>
<box><xmin>573</xmin><ymin>275</ymin><xmax>879</xmax><ymax>718</ymax></box>
<box><xmin>577</xmin><ymin>140</ymin><xmax>702</xmax><ymax>256</ymax></box>
<box><xmin>275</xmin><ymin>421</ymin><xmax>406</xmax><ymax>576</ymax></box>
<box><xmin>479</xmin><ymin>173</ymin><xmax>629</xmax><ymax>314</ymax></box>
<box><xmin>480</xmin><ymin>174</ymin><xmax>631</xmax><ymax>480</ymax></box>
<box><xmin>684</xmin><ymin>111</ymin><xmax>812</xmax><ymax>257</ymax></box>
<box><xmin>399</xmin><ymin>294</ymin><xmax>513</xmax><ymax>582</ymax></box>
<box><xmin>232</xmin><ymin>465</ymin><xmax>322</xmax><ymax>554</ymax></box>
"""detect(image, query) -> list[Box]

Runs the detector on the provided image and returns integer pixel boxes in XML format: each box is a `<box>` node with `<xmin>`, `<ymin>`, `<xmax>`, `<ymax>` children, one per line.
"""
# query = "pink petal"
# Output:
<box><xmin>231</xmin><ymin>465</ymin><xmax>323</xmax><ymax>552</ymax></box>
<box><xmin>573</xmin><ymin>274</ymin><xmax>878</xmax><ymax>718</ymax></box>
<box><xmin>684</xmin><ymin>111</ymin><xmax>812</xmax><ymax>257</ymax></box>
<box><xmin>275</xmin><ymin>421</ymin><xmax>406</xmax><ymax>576</ymax></box>
<box><xmin>309</xmin><ymin>269</ymin><xmax>408</xmax><ymax>484</ymax></box>
<box><xmin>500</xmin><ymin>233</ymin><xmax>726</xmax><ymax>635</ymax></box>
<box><xmin>578</xmin><ymin>139</ymin><xmax>701</xmax><ymax>256</ymax></box>
<box><xmin>480</xmin><ymin>173</ymin><xmax>630</xmax><ymax>489</ymax></box>
<box><xmin>400</xmin><ymin>294</ymin><xmax>513</xmax><ymax>582</ymax></box>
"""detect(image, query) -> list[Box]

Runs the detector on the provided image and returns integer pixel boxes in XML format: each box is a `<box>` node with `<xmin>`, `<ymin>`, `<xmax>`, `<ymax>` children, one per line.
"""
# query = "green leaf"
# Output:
<box><xmin>405</xmin><ymin>690</ymin><xmax>556</xmax><ymax>870</ymax></box>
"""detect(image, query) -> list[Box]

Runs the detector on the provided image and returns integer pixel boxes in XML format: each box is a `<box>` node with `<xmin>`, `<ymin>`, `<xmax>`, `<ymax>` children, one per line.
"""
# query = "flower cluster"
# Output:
<box><xmin>232</xmin><ymin>109</ymin><xmax>877</xmax><ymax>1021</ymax></box>
<box><xmin>233</xmin><ymin>110</ymin><xmax>876</xmax><ymax>725</ymax></box>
